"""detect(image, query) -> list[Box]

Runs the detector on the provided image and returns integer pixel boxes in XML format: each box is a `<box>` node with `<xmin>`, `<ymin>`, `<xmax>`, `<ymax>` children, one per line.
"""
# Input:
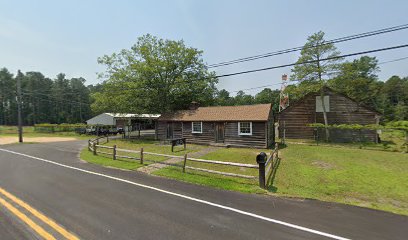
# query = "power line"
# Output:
<box><xmin>231</xmin><ymin>54</ymin><xmax>408</xmax><ymax>94</ymax></box>
<box><xmin>229</xmin><ymin>83</ymin><xmax>282</xmax><ymax>93</ymax></box>
<box><xmin>96</xmin><ymin>43</ymin><xmax>408</xmax><ymax>96</ymax></box>
<box><xmin>378</xmin><ymin>56</ymin><xmax>408</xmax><ymax>65</ymax></box>
<box><xmin>207</xmin><ymin>24</ymin><xmax>408</xmax><ymax>68</ymax></box>
<box><xmin>21</xmin><ymin>91</ymin><xmax>91</xmax><ymax>106</ymax></box>
<box><xmin>215</xmin><ymin>43</ymin><xmax>408</xmax><ymax>78</ymax></box>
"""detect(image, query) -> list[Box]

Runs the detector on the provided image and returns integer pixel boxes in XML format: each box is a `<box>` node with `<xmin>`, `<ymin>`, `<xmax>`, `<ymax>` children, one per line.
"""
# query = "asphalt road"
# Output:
<box><xmin>0</xmin><ymin>141</ymin><xmax>406</xmax><ymax>240</ymax></box>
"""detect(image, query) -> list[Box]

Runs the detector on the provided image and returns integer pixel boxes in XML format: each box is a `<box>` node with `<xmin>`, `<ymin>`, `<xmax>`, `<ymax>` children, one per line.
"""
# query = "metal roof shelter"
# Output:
<box><xmin>86</xmin><ymin>113</ymin><xmax>161</xmax><ymax>126</ymax></box>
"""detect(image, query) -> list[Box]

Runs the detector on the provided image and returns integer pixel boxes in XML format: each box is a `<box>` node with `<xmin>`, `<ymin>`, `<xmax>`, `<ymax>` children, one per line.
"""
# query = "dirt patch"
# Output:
<box><xmin>312</xmin><ymin>161</ymin><xmax>335</xmax><ymax>170</ymax></box>
<box><xmin>0</xmin><ymin>136</ymin><xmax>77</xmax><ymax>145</ymax></box>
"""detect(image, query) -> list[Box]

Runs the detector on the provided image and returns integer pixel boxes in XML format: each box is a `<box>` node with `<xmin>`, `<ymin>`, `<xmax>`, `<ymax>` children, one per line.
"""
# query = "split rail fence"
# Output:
<box><xmin>88</xmin><ymin>137</ymin><xmax>279</xmax><ymax>188</ymax></box>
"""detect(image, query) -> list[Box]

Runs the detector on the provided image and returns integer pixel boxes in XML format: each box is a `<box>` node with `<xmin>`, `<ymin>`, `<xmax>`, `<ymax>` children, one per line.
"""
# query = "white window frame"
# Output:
<box><xmin>238</xmin><ymin>122</ymin><xmax>252</xmax><ymax>136</ymax></box>
<box><xmin>191</xmin><ymin>121</ymin><xmax>203</xmax><ymax>134</ymax></box>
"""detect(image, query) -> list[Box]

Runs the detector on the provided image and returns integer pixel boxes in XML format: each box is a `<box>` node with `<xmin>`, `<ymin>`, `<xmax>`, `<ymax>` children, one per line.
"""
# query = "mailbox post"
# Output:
<box><xmin>256</xmin><ymin>152</ymin><xmax>267</xmax><ymax>189</ymax></box>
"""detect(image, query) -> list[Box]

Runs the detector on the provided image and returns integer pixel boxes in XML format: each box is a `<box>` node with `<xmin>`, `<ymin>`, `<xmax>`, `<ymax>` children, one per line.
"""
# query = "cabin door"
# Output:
<box><xmin>166</xmin><ymin>123</ymin><xmax>173</xmax><ymax>139</ymax></box>
<box><xmin>215</xmin><ymin>123</ymin><xmax>225</xmax><ymax>143</ymax></box>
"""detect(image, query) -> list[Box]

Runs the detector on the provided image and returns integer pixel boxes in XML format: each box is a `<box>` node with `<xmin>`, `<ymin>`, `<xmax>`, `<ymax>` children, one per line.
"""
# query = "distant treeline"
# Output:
<box><xmin>0</xmin><ymin>65</ymin><xmax>406</xmax><ymax>126</ymax></box>
<box><xmin>0</xmin><ymin>68</ymin><xmax>101</xmax><ymax>125</ymax></box>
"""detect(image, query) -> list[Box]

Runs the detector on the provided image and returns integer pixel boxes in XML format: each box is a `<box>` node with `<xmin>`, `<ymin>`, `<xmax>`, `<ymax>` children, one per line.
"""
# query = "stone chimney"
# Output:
<box><xmin>189</xmin><ymin>101</ymin><xmax>200</xmax><ymax>110</ymax></box>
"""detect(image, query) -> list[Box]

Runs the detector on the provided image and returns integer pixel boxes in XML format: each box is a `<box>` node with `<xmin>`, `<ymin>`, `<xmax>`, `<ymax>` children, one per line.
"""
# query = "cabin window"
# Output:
<box><xmin>238</xmin><ymin>122</ymin><xmax>252</xmax><ymax>135</ymax></box>
<box><xmin>316</xmin><ymin>96</ymin><xmax>330</xmax><ymax>112</ymax></box>
<box><xmin>192</xmin><ymin>122</ymin><xmax>202</xmax><ymax>133</ymax></box>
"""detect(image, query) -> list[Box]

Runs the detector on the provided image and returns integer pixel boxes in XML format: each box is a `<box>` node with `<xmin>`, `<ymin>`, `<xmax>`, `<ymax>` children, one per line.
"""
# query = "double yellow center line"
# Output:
<box><xmin>0</xmin><ymin>187</ymin><xmax>79</xmax><ymax>240</ymax></box>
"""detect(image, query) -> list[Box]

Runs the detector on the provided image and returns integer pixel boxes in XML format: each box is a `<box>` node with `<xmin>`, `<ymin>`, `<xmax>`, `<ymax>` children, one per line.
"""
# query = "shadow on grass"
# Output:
<box><xmin>266</xmin><ymin>157</ymin><xmax>281</xmax><ymax>193</ymax></box>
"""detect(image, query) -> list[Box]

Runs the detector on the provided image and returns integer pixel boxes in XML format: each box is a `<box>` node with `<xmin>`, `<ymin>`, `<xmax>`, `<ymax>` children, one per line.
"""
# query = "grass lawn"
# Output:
<box><xmin>275</xmin><ymin>144</ymin><xmax>407</xmax><ymax>215</ymax></box>
<box><xmin>153</xmin><ymin>144</ymin><xmax>408</xmax><ymax>215</ymax></box>
<box><xmin>286</xmin><ymin>129</ymin><xmax>407</xmax><ymax>153</ymax></box>
<box><xmin>0</xmin><ymin>125</ymin><xmax>89</xmax><ymax>140</ymax></box>
<box><xmin>80</xmin><ymin>148</ymin><xmax>143</xmax><ymax>170</ymax></box>
<box><xmin>153</xmin><ymin>148</ymin><xmax>265</xmax><ymax>194</ymax></box>
<box><xmin>79</xmin><ymin>132</ymin><xmax>408</xmax><ymax>215</ymax></box>
<box><xmin>81</xmin><ymin>138</ymin><xmax>208</xmax><ymax>170</ymax></box>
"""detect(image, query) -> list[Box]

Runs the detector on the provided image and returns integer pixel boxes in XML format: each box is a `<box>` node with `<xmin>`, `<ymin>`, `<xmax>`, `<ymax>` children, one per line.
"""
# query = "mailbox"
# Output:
<box><xmin>256</xmin><ymin>152</ymin><xmax>267</xmax><ymax>164</ymax></box>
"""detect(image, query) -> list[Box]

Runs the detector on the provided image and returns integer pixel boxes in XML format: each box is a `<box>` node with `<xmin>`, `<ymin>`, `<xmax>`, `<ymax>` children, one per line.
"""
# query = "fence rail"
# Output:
<box><xmin>88</xmin><ymin>137</ymin><xmax>279</xmax><ymax>187</ymax></box>
<box><xmin>259</xmin><ymin>143</ymin><xmax>280</xmax><ymax>189</ymax></box>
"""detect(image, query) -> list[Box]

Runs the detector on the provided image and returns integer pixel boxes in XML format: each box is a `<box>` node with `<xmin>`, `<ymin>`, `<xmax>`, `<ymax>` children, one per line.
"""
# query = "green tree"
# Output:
<box><xmin>0</xmin><ymin>68</ymin><xmax>15</xmax><ymax>125</ymax></box>
<box><xmin>291</xmin><ymin>31</ymin><xmax>343</xmax><ymax>141</ymax></box>
<box><xmin>95</xmin><ymin>34</ymin><xmax>218</xmax><ymax>114</ymax></box>
<box><xmin>215</xmin><ymin>89</ymin><xmax>235</xmax><ymax>106</ymax></box>
<box><xmin>254</xmin><ymin>88</ymin><xmax>280</xmax><ymax>113</ymax></box>
<box><xmin>234</xmin><ymin>91</ymin><xmax>254</xmax><ymax>105</ymax></box>
<box><xmin>254</xmin><ymin>88</ymin><xmax>277</xmax><ymax>103</ymax></box>
<box><xmin>380</xmin><ymin>76</ymin><xmax>408</xmax><ymax>120</ymax></box>
<box><xmin>330</xmin><ymin>56</ymin><xmax>381</xmax><ymax>110</ymax></box>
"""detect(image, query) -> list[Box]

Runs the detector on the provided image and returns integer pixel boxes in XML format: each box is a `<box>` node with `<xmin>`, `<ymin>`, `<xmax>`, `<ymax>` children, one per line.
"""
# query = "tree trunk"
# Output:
<box><xmin>317</xmin><ymin>59</ymin><xmax>330</xmax><ymax>141</ymax></box>
<box><xmin>320</xmin><ymin>90</ymin><xmax>330</xmax><ymax>142</ymax></box>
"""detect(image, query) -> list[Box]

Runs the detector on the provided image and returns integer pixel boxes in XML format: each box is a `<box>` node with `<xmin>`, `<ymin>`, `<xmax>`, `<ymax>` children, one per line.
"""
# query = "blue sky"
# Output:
<box><xmin>1</xmin><ymin>0</ymin><xmax>407</xmax><ymax>95</ymax></box>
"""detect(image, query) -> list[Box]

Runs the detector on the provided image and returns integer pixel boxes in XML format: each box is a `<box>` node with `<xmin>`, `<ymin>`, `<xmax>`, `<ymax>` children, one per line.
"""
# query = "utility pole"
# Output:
<box><xmin>16</xmin><ymin>71</ymin><xmax>23</xmax><ymax>143</ymax></box>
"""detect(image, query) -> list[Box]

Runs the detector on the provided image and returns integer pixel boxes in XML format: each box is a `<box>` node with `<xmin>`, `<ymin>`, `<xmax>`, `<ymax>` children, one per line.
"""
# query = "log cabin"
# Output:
<box><xmin>157</xmin><ymin>103</ymin><xmax>274</xmax><ymax>148</ymax></box>
<box><xmin>277</xmin><ymin>87</ymin><xmax>381</xmax><ymax>142</ymax></box>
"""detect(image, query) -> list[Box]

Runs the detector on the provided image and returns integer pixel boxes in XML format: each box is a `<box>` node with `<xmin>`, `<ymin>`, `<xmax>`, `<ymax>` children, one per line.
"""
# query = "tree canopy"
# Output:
<box><xmin>93</xmin><ymin>34</ymin><xmax>218</xmax><ymax>114</ymax></box>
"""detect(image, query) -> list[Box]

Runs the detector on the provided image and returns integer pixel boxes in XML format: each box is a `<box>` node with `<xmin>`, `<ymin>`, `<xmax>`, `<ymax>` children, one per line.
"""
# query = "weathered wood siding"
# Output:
<box><xmin>182</xmin><ymin>122</ymin><xmax>216</xmax><ymax>145</ymax></box>
<box><xmin>224</xmin><ymin>122</ymin><xmax>267</xmax><ymax>148</ymax></box>
<box><xmin>278</xmin><ymin>89</ymin><xmax>379</xmax><ymax>142</ymax></box>
<box><xmin>157</xmin><ymin>120</ymin><xmax>270</xmax><ymax>148</ymax></box>
<box><xmin>157</xmin><ymin>121</ymin><xmax>167</xmax><ymax>140</ymax></box>
<box><xmin>156</xmin><ymin>121</ymin><xmax>182</xmax><ymax>140</ymax></box>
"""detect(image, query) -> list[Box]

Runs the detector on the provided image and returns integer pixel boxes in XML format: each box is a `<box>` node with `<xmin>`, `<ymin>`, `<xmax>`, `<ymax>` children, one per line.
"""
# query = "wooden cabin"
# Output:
<box><xmin>277</xmin><ymin>87</ymin><xmax>381</xmax><ymax>142</ymax></box>
<box><xmin>157</xmin><ymin>104</ymin><xmax>274</xmax><ymax>148</ymax></box>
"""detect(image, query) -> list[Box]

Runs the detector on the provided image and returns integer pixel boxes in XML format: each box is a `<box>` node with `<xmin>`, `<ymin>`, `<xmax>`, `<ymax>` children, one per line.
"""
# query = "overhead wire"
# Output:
<box><xmin>207</xmin><ymin>23</ymin><xmax>408</xmax><ymax>68</ymax></box>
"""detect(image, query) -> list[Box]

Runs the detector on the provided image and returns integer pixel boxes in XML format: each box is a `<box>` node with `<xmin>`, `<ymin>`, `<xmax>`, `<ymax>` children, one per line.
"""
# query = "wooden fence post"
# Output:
<box><xmin>107</xmin><ymin>136</ymin><xmax>109</xmax><ymax>143</ymax></box>
<box><xmin>256</xmin><ymin>152</ymin><xmax>267</xmax><ymax>189</ymax></box>
<box><xmin>183</xmin><ymin>154</ymin><xmax>187</xmax><ymax>173</ymax></box>
<box><xmin>88</xmin><ymin>140</ymin><xmax>91</xmax><ymax>151</ymax></box>
<box><xmin>113</xmin><ymin>145</ymin><xmax>116</xmax><ymax>160</ymax></box>
<box><xmin>140</xmin><ymin>147</ymin><xmax>144</xmax><ymax>164</ymax></box>
<box><xmin>97</xmin><ymin>139</ymin><xmax>99</xmax><ymax>145</ymax></box>
<box><xmin>93</xmin><ymin>142</ymin><xmax>96</xmax><ymax>155</ymax></box>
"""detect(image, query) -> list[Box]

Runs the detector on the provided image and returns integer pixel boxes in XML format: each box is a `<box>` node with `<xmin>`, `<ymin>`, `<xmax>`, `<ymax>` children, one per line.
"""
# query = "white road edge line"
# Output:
<box><xmin>0</xmin><ymin>148</ymin><xmax>350</xmax><ymax>240</ymax></box>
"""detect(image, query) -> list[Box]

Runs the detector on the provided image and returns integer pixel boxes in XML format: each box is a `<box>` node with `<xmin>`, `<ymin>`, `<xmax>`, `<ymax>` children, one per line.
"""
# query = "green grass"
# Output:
<box><xmin>81</xmin><ymin>138</ymin><xmax>208</xmax><ymax>169</ymax></box>
<box><xmin>153</xmin><ymin>147</ymin><xmax>265</xmax><ymax>193</ymax></box>
<box><xmin>274</xmin><ymin>144</ymin><xmax>408</xmax><ymax>215</ymax></box>
<box><xmin>80</xmin><ymin>134</ymin><xmax>408</xmax><ymax>215</ymax></box>
<box><xmin>154</xmin><ymin>144</ymin><xmax>408</xmax><ymax>215</ymax></box>
<box><xmin>154</xmin><ymin>167</ymin><xmax>263</xmax><ymax>193</ymax></box>
<box><xmin>80</xmin><ymin>148</ymin><xmax>143</xmax><ymax>170</ymax></box>
<box><xmin>0</xmin><ymin>125</ymin><xmax>89</xmax><ymax>139</ymax></box>
<box><xmin>285</xmin><ymin>129</ymin><xmax>407</xmax><ymax>153</ymax></box>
